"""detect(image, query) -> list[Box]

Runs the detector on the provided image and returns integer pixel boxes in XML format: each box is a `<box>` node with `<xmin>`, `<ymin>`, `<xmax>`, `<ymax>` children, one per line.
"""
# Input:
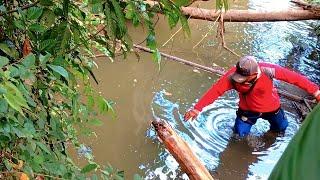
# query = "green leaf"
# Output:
<box><xmin>87</xmin><ymin>95</ymin><xmax>95</xmax><ymax>109</ymax></box>
<box><xmin>40</xmin><ymin>9</ymin><xmax>55</xmax><ymax>27</ymax></box>
<box><xmin>14</xmin><ymin>20</ymin><xmax>26</xmax><ymax>30</ymax></box>
<box><xmin>8</xmin><ymin>66</ymin><xmax>20</xmax><ymax>78</ymax></box>
<box><xmin>60</xmin><ymin>25</ymin><xmax>71</xmax><ymax>50</ymax></box>
<box><xmin>35</xmin><ymin>142</ymin><xmax>51</xmax><ymax>154</ymax></box>
<box><xmin>97</xmin><ymin>96</ymin><xmax>111</xmax><ymax>113</ymax></box>
<box><xmin>173</xmin><ymin>0</ymin><xmax>192</xmax><ymax>6</ymax></box>
<box><xmin>88</xmin><ymin>118</ymin><xmax>103</xmax><ymax>126</ymax></box>
<box><xmin>27</xmin><ymin>7</ymin><xmax>43</xmax><ymax>20</ymax></box>
<box><xmin>269</xmin><ymin>104</ymin><xmax>320</xmax><ymax>180</ymax></box>
<box><xmin>133</xmin><ymin>174</ymin><xmax>143</xmax><ymax>180</ymax></box>
<box><xmin>29</xmin><ymin>24</ymin><xmax>46</xmax><ymax>33</ymax></box>
<box><xmin>0</xmin><ymin>87</ymin><xmax>7</xmax><ymax>94</ymax></box>
<box><xmin>125</xmin><ymin>4</ymin><xmax>134</xmax><ymax>19</ymax></box>
<box><xmin>0</xmin><ymin>56</ymin><xmax>9</xmax><ymax>68</ymax></box>
<box><xmin>3</xmin><ymin>158</ymin><xmax>12</xmax><ymax>170</ymax></box>
<box><xmin>40</xmin><ymin>39</ymin><xmax>56</xmax><ymax>51</ymax></box>
<box><xmin>22</xmin><ymin>54</ymin><xmax>36</xmax><ymax>68</ymax></box>
<box><xmin>180</xmin><ymin>14</ymin><xmax>191</xmax><ymax>37</ymax></box>
<box><xmin>110</xmin><ymin>0</ymin><xmax>126</xmax><ymax>35</ymax></box>
<box><xmin>81</xmin><ymin>163</ymin><xmax>98</xmax><ymax>173</ymax></box>
<box><xmin>12</xmin><ymin>127</ymin><xmax>26</xmax><ymax>138</ymax></box>
<box><xmin>0</xmin><ymin>43</ymin><xmax>19</xmax><ymax>59</ymax></box>
<box><xmin>0</xmin><ymin>98</ymin><xmax>8</xmax><ymax>113</ymax></box>
<box><xmin>91</xmin><ymin>174</ymin><xmax>99</xmax><ymax>180</ymax></box>
<box><xmin>39</xmin><ymin>53</ymin><xmax>51</xmax><ymax>65</ymax></box>
<box><xmin>4</xmin><ymin>82</ymin><xmax>29</xmax><ymax>109</ymax></box>
<box><xmin>91</xmin><ymin>3</ymin><xmax>103</xmax><ymax>13</ymax></box>
<box><xmin>117</xmin><ymin>170</ymin><xmax>124</xmax><ymax>178</ymax></box>
<box><xmin>0</xmin><ymin>5</ymin><xmax>6</xmax><ymax>13</ymax></box>
<box><xmin>168</xmin><ymin>12</ymin><xmax>180</xmax><ymax>28</ymax></box>
<box><xmin>146</xmin><ymin>34</ymin><xmax>156</xmax><ymax>50</ymax></box>
<box><xmin>223</xmin><ymin>0</ymin><xmax>229</xmax><ymax>10</ymax></box>
<box><xmin>4</xmin><ymin>93</ymin><xmax>24</xmax><ymax>115</ymax></box>
<box><xmin>34</xmin><ymin>155</ymin><xmax>45</xmax><ymax>164</ymax></box>
<box><xmin>40</xmin><ymin>0</ymin><xmax>54</xmax><ymax>6</ymax></box>
<box><xmin>48</xmin><ymin>64</ymin><xmax>69</xmax><ymax>79</ymax></box>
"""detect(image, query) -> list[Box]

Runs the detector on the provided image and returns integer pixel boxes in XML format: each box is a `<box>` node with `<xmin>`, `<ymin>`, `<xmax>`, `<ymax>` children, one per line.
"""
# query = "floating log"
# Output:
<box><xmin>152</xmin><ymin>119</ymin><xmax>214</xmax><ymax>180</ymax></box>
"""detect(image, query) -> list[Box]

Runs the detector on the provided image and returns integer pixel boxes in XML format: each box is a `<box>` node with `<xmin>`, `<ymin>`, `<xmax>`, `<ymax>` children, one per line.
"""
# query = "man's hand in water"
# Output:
<box><xmin>184</xmin><ymin>109</ymin><xmax>200</xmax><ymax>121</ymax></box>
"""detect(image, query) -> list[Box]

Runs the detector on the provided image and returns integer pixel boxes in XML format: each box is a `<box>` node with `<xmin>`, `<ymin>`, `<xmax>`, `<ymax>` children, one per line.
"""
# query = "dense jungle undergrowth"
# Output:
<box><xmin>0</xmin><ymin>0</ymin><xmax>208</xmax><ymax>178</ymax></box>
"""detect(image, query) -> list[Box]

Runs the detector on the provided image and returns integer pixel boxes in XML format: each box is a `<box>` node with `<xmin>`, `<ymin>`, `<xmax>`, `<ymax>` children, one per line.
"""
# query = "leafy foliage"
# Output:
<box><xmin>0</xmin><ymin>0</ymin><xmax>194</xmax><ymax>178</ymax></box>
<box><xmin>216</xmin><ymin>0</ymin><xmax>229</xmax><ymax>11</ymax></box>
<box><xmin>269</xmin><ymin>104</ymin><xmax>320</xmax><ymax>180</ymax></box>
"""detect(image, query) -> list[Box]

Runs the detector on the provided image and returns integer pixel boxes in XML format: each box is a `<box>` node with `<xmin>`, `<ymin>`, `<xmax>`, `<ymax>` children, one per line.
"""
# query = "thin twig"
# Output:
<box><xmin>0</xmin><ymin>1</ymin><xmax>40</xmax><ymax>16</ymax></box>
<box><xmin>89</xmin><ymin>25</ymin><xmax>106</xmax><ymax>38</ymax></box>
<box><xmin>222</xmin><ymin>45</ymin><xmax>240</xmax><ymax>57</ymax></box>
<box><xmin>303</xmin><ymin>98</ymin><xmax>313</xmax><ymax>112</ymax></box>
<box><xmin>193</xmin><ymin>14</ymin><xmax>221</xmax><ymax>49</ymax></box>
<box><xmin>34</xmin><ymin>173</ymin><xmax>65</xmax><ymax>180</ymax></box>
<box><xmin>162</xmin><ymin>15</ymin><xmax>192</xmax><ymax>47</ymax></box>
<box><xmin>217</xmin><ymin>13</ymin><xmax>240</xmax><ymax>57</ymax></box>
<box><xmin>162</xmin><ymin>27</ymin><xmax>182</xmax><ymax>47</ymax></box>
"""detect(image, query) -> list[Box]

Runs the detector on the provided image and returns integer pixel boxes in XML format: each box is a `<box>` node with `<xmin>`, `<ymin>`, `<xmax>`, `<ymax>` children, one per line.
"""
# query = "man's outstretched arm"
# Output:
<box><xmin>260</xmin><ymin>63</ymin><xmax>320</xmax><ymax>101</ymax></box>
<box><xmin>184</xmin><ymin>68</ymin><xmax>234</xmax><ymax>121</ymax></box>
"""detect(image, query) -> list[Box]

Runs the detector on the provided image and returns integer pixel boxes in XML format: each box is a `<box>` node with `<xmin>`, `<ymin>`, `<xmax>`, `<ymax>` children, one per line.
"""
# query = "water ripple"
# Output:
<box><xmin>147</xmin><ymin>89</ymin><xmax>300</xmax><ymax>179</ymax></box>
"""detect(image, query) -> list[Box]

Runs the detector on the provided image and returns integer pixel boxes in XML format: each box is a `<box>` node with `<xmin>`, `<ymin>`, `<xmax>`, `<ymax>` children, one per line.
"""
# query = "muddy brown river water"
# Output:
<box><xmin>76</xmin><ymin>0</ymin><xmax>320</xmax><ymax>179</ymax></box>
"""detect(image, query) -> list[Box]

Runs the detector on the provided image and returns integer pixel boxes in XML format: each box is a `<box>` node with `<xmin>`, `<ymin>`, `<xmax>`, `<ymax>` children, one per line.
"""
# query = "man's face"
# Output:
<box><xmin>241</xmin><ymin>74</ymin><xmax>258</xmax><ymax>86</ymax></box>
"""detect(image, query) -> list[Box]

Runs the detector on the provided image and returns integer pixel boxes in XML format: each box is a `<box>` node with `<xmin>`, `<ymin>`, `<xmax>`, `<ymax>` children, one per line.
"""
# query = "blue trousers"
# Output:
<box><xmin>233</xmin><ymin>108</ymin><xmax>288</xmax><ymax>137</ymax></box>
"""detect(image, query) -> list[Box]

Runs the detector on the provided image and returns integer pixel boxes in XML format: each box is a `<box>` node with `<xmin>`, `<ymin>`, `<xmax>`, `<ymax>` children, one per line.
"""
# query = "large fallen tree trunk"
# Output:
<box><xmin>180</xmin><ymin>7</ymin><xmax>320</xmax><ymax>22</ymax></box>
<box><xmin>145</xmin><ymin>0</ymin><xmax>320</xmax><ymax>22</ymax></box>
<box><xmin>152</xmin><ymin>119</ymin><xmax>214</xmax><ymax>180</ymax></box>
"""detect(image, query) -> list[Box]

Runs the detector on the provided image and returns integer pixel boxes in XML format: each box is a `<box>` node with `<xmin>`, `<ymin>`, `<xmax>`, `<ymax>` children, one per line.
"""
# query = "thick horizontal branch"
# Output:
<box><xmin>180</xmin><ymin>7</ymin><xmax>320</xmax><ymax>22</ymax></box>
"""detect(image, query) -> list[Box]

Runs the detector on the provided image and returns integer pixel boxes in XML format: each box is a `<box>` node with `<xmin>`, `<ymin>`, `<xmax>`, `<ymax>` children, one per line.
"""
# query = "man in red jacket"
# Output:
<box><xmin>184</xmin><ymin>56</ymin><xmax>320</xmax><ymax>137</ymax></box>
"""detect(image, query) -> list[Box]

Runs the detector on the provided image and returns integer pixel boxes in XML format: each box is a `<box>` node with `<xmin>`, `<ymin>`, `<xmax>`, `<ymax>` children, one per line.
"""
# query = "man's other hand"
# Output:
<box><xmin>315</xmin><ymin>90</ymin><xmax>320</xmax><ymax>102</ymax></box>
<box><xmin>184</xmin><ymin>109</ymin><xmax>200</xmax><ymax>121</ymax></box>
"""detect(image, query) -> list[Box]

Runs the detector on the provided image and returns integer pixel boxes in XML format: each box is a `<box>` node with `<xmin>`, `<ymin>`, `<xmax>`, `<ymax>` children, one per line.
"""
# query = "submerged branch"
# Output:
<box><xmin>133</xmin><ymin>44</ymin><xmax>316</xmax><ymax>104</ymax></box>
<box><xmin>134</xmin><ymin>44</ymin><xmax>225</xmax><ymax>75</ymax></box>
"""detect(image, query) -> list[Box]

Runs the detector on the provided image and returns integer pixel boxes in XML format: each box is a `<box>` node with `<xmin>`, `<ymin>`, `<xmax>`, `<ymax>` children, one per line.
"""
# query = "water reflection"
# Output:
<box><xmin>142</xmin><ymin>0</ymin><xmax>319</xmax><ymax>178</ymax></box>
<box><xmin>89</xmin><ymin>0</ymin><xmax>319</xmax><ymax>179</ymax></box>
<box><xmin>148</xmin><ymin>89</ymin><xmax>299</xmax><ymax>179</ymax></box>
<box><xmin>247</xmin><ymin>0</ymin><xmax>320</xmax><ymax>83</ymax></box>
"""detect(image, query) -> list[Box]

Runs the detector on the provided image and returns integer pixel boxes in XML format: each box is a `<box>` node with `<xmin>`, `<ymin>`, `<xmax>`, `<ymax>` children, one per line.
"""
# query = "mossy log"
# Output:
<box><xmin>152</xmin><ymin>119</ymin><xmax>214</xmax><ymax>180</ymax></box>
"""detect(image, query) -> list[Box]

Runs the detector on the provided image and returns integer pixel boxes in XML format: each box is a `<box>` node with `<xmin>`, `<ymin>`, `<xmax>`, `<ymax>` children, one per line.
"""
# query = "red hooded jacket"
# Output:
<box><xmin>194</xmin><ymin>63</ymin><xmax>319</xmax><ymax>113</ymax></box>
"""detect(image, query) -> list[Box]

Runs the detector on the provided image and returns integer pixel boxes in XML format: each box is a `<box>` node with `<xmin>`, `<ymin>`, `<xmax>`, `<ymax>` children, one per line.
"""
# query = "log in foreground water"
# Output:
<box><xmin>152</xmin><ymin>119</ymin><xmax>214</xmax><ymax>180</ymax></box>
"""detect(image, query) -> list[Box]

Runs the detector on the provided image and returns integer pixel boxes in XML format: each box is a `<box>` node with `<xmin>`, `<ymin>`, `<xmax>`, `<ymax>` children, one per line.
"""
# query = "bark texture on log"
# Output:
<box><xmin>180</xmin><ymin>7</ymin><xmax>320</xmax><ymax>22</ymax></box>
<box><xmin>152</xmin><ymin>119</ymin><xmax>214</xmax><ymax>180</ymax></box>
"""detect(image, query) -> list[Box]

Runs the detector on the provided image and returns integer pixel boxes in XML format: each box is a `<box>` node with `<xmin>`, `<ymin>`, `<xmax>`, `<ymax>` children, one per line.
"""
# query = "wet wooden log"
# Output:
<box><xmin>152</xmin><ymin>119</ymin><xmax>214</xmax><ymax>180</ymax></box>
<box><xmin>180</xmin><ymin>7</ymin><xmax>320</xmax><ymax>22</ymax></box>
<box><xmin>145</xmin><ymin>1</ymin><xmax>320</xmax><ymax>22</ymax></box>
